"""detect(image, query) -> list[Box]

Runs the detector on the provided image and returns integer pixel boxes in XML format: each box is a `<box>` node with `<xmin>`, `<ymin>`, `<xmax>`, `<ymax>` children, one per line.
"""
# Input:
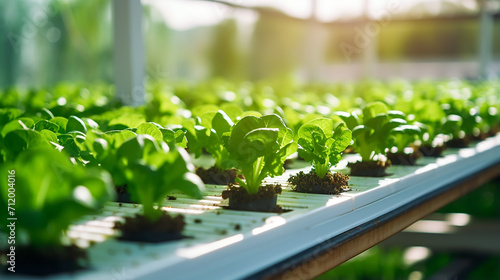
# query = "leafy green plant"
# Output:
<box><xmin>116</xmin><ymin>134</ymin><xmax>205</xmax><ymax>221</ymax></box>
<box><xmin>74</xmin><ymin>121</ymin><xmax>186</xmax><ymax>184</ymax></box>
<box><xmin>335</xmin><ymin>110</ymin><xmax>361</xmax><ymax>131</ymax></box>
<box><xmin>0</xmin><ymin>148</ymin><xmax>114</xmax><ymax>248</ymax></box>
<box><xmin>390</xmin><ymin>124</ymin><xmax>421</xmax><ymax>152</ymax></box>
<box><xmin>0</xmin><ymin>111</ymin><xmax>97</xmax><ymax>163</ymax></box>
<box><xmin>478</xmin><ymin>100</ymin><xmax>500</xmax><ymax>134</ymax></box>
<box><xmin>134</xmin><ymin>122</ymin><xmax>186</xmax><ymax>148</ymax></box>
<box><xmin>75</xmin><ymin>129</ymin><xmax>136</xmax><ymax>186</ymax></box>
<box><xmin>183</xmin><ymin>110</ymin><xmax>234</xmax><ymax>170</ymax></box>
<box><xmin>406</xmin><ymin>100</ymin><xmax>445</xmax><ymax>145</ymax></box>
<box><xmin>296</xmin><ymin>118</ymin><xmax>352</xmax><ymax>178</ymax></box>
<box><xmin>441</xmin><ymin>100</ymin><xmax>481</xmax><ymax>138</ymax></box>
<box><xmin>349</xmin><ymin>102</ymin><xmax>407</xmax><ymax>161</ymax></box>
<box><xmin>440</xmin><ymin>114</ymin><xmax>463</xmax><ymax>140</ymax></box>
<box><xmin>391</xmin><ymin>121</ymin><xmax>422</xmax><ymax>153</ymax></box>
<box><xmin>224</xmin><ymin>114</ymin><xmax>296</xmax><ymax>194</ymax></box>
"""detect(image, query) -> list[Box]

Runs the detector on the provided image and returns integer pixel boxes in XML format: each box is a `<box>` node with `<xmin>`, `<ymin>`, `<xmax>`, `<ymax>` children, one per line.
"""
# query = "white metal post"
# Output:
<box><xmin>112</xmin><ymin>0</ymin><xmax>145</xmax><ymax>106</ymax></box>
<box><xmin>305</xmin><ymin>0</ymin><xmax>321</xmax><ymax>82</ymax></box>
<box><xmin>362</xmin><ymin>0</ymin><xmax>377</xmax><ymax>79</ymax></box>
<box><xmin>361</xmin><ymin>32</ymin><xmax>378</xmax><ymax>79</ymax></box>
<box><xmin>478</xmin><ymin>0</ymin><xmax>493</xmax><ymax>79</ymax></box>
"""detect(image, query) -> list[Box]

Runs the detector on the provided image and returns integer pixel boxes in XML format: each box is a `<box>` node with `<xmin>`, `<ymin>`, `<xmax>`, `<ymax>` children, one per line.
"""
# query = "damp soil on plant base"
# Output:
<box><xmin>348</xmin><ymin>160</ymin><xmax>391</xmax><ymax>177</ymax></box>
<box><xmin>446</xmin><ymin>137</ymin><xmax>471</xmax><ymax>148</ymax></box>
<box><xmin>387</xmin><ymin>151</ymin><xmax>422</xmax><ymax>165</ymax></box>
<box><xmin>222</xmin><ymin>184</ymin><xmax>284</xmax><ymax>213</ymax></box>
<box><xmin>419</xmin><ymin>144</ymin><xmax>446</xmax><ymax>157</ymax></box>
<box><xmin>115</xmin><ymin>185</ymin><xmax>135</xmax><ymax>203</ymax></box>
<box><xmin>195</xmin><ymin>166</ymin><xmax>240</xmax><ymax>185</ymax></box>
<box><xmin>470</xmin><ymin>132</ymin><xmax>489</xmax><ymax>141</ymax></box>
<box><xmin>114</xmin><ymin>212</ymin><xmax>186</xmax><ymax>243</ymax></box>
<box><xmin>1</xmin><ymin>245</ymin><xmax>87</xmax><ymax>276</ymax></box>
<box><xmin>288</xmin><ymin>170</ymin><xmax>350</xmax><ymax>195</ymax></box>
<box><xmin>488</xmin><ymin>125</ymin><xmax>500</xmax><ymax>136</ymax></box>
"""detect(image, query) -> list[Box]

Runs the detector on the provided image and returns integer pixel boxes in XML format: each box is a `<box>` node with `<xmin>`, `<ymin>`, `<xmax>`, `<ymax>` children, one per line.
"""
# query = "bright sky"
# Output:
<box><xmin>142</xmin><ymin>0</ymin><xmax>479</xmax><ymax>30</ymax></box>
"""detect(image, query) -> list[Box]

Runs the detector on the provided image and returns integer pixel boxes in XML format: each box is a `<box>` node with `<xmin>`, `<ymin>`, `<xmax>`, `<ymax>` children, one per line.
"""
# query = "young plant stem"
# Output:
<box><xmin>314</xmin><ymin>161</ymin><xmax>330</xmax><ymax>179</ymax></box>
<box><xmin>243</xmin><ymin>156</ymin><xmax>265</xmax><ymax>194</ymax></box>
<box><xmin>143</xmin><ymin>203</ymin><xmax>161</xmax><ymax>222</ymax></box>
<box><xmin>213</xmin><ymin>148</ymin><xmax>223</xmax><ymax>170</ymax></box>
<box><xmin>359</xmin><ymin>146</ymin><xmax>373</xmax><ymax>162</ymax></box>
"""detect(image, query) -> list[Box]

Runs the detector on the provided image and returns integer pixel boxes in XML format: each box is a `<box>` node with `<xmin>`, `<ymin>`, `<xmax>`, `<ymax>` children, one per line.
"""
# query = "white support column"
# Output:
<box><xmin>362</xmin><ymin>32</ymin><xmax>378</xmax><ymax>79</ymax></box>
<box><xmin>305</xmin><ymin>0</ymin><xmax>321</xmax><ymax>82</ymax></box>
<box><xmin>113</xmin><ymin>0</ymin><xmax>145</xmax><ymax>106</ymax></box>
<box><xmin>361</xmin><ymin>0</ymin><xmax>377</xmax><ymax>79</ymax></box>
<box><xmin>478</xmin><ymin>0</ymin><xmax>493</xmax><ymax>79</ymax></box>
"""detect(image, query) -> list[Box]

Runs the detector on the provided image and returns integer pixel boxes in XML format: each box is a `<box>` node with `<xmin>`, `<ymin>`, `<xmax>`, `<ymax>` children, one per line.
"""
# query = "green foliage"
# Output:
<box><xmin>316</xmin><ymin>246</ymin><xmax>408</xmax><ymax>280</ymax></box>
<box><xmin>116</xmin><ymin>135</ymin><xmax>205</xmax><ymax>221</ymax></box>
<box><xmin>0</xmin><ymin>148</ymin><xmax>114</xmax><ymax>248</ymax></box>
<box><xmin>184</xmin><ymin>110</ymin><xmax>234</xmax><ymax>170</ymax></box>
<box><xmin>224</xmin><ymin>114</ymin><xmax>297</xmax><ymax>194</ymax></box>
<box><xmin>2</xmin><ymin>129</ymin><xmax>51</xmax><ymax>162</ymax></box>
<box><xmin>297</xmin><ymin>118</ymin><xmax>352</xmax><ymax>178</ymax></box>
<box><xmin>441</xmin><ymin>114</ymin><xmax>463</xmax><ymax>139</ymax></box>
<box><xmin>391</xmin><ymin>125</ymin><xmax>421</xmax><ymax>151</ymax></box>
<box><xmin>135</xmin><ymin>122</ymin><xmax>187</xmax><ymax>148</ymax></box>
<box><xmin>408</xmin><ymin>100</ymin><xmax>445</xmax><ymax>144</ymax></box>
<box><xmin>349</xmin><ymin>102</ymin><xmax>408</xmax><ymax>161</ymax></box>
<box><xmin>336</xmin><ymin>110</ymin><xmax>361</xmax><ymax>131</ymax></box>
<box><xmin>441</xmin><ymin>98</ymin><xmax>482</xmax><ymax>137</ymax></box>
<box><xmin>67</xmin><ymin>116</ymin><xmax>87</xmax><ymax>134</ymax></box>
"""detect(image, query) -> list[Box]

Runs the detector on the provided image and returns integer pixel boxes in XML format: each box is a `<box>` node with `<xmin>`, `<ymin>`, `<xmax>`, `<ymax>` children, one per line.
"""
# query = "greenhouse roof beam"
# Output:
<box><xmin>199</xmin><ymin>0</ymin><xmax>500</xmax><ymax>26</ymax></box>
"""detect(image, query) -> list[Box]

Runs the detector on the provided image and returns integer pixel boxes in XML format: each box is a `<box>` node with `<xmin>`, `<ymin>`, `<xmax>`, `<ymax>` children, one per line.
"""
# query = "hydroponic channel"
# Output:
<box><xmin>4</xmin><ymin>134</ymin><xmax>499</xmax><ymax>280</ymax></box>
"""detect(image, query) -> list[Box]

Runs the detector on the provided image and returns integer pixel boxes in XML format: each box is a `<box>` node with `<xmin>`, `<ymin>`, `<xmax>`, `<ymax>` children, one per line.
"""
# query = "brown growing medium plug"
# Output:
<box><xmin>288</xmin><ymin>170</ymin><xmax>350</xmax><ymax>195</ymax></box>
<box><xmin>114</xmin><ymin>212</ymin><xmax>186</xmax><ymax>243</ymax></box>
<box><xmin>222</xmin><ymin>183</ymin><xmax>283</xmax><ymax>212</ymax></box>
<box><xmin>196</xmin><ymin>166</ymin><xmax>241</xmax><ymax>185</ymax></box>
<box><xmin>348</xmin><ymin>160</ymin><xmax>391</xmax><ymax>177</ymax></box>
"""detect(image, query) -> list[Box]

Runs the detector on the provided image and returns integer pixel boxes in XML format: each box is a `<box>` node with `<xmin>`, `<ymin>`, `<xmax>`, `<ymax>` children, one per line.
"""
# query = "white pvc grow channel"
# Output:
<box><xmin>6</xmin><ymin>134</ymin><xmax>500</xmax><ymax>280</ymax></box>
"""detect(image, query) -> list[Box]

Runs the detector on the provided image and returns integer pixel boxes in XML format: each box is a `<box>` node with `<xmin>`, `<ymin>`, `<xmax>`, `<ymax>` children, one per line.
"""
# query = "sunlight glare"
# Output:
<box><xmin>176</xmin><ymin>234</ymin><xmax>244</xmax><ymax>259</ymax></box>
<box><xmin>252</xmin><ymin>216</ymin><xmax>287</xmax><ymax>235</ymax></box>
<box><xmin>404</xmin><ymin>246</ymin><xmax>431</xmax><ymax>266</ymax></box>
<box><xmin>446</xmin><ymin>213</ymin><xmax>471</xmax><ymax>227</ymax></box>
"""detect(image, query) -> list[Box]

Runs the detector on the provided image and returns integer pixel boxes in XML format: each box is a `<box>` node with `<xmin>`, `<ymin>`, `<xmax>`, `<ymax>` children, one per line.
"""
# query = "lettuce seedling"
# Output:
<box><xmin>297</xmin><ymin>118</ymin><xmax>352</xmax><ymax>178</ymax></box>
<box><xmin>441</xmin><ymin>114</ymin><xmax>463</xmax><ymax>139</ymax></box>
<box><xmin>441</xmin><ymin>101</ymin><xmax>481</xmax><ymax>138</ymax></box>
<box><xmin>75</xmin><ymin>129</ymin><xmax>136</xmax><ymax>186</ymax></box>
<box><xmin>351</xmin><ymin>102</ymin><xmax>407</xmax><ymax>161</ymax></box>
<box><xmin>0</xmin><ymin>148</ymin><xmax>114</xmax><ymax>248</ymax></box>
<box><xmin>409</xmin><ymin>100</ymin><xmax>445</xmax><ymax>145</ymax></box>
<box><xmin>479</xmin><ymin>102</ymin><xmax>500</xmax><ymax>134</ymax></box>
<box><xmin>224</xmin><ymin>114</ymin><xmax>297</xmax><ymax>194</ymax></box>
<box><xmin>184</xmin><ymin>110</ymin><xmax>234</xmax><ymax>170</ymax></box>
<box><xmin>2</xmin><ymin>128</ymin><xmax>51</xmax><ymax>162</ymax></box>
<box><xmin>391</xmin><ymin>125</ymin><xmax>422</xmax><ymax>152</ymax></box>
<box><xmin>135</xmin><ymin>122</ymin><xmax>187</xmax><ymax>148</ymax></box>
<box><xmin>116</xmin><ymin>134</ymin><xmax>205</xmax><ymax>221</ymax></box>
<box><xmin>335</xmin><ymin>110</ymin><xmax>361</xmax><ymax>131</ymax></box>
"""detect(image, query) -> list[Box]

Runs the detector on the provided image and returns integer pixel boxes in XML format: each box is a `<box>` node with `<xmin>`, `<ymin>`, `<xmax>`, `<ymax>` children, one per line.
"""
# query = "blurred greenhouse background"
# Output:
<box><xmin>2</xmin><ymin>0</ymin><xmax>500</xmax><ymax>89</ymax></box>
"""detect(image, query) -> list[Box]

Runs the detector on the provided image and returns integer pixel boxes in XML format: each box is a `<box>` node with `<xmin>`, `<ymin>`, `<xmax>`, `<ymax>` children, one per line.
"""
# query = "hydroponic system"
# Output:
<box><xmin>1</xmin><ymin>0</ymin><xmax>500</xmax><ymax>279</ymax></box>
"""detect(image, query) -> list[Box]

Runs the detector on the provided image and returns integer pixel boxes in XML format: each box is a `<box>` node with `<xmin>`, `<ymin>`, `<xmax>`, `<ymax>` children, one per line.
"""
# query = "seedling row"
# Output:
<box><xmin>0</xmin><ymin>80</ymin><xmax>499</xmax><ymax>276</ymax></box>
